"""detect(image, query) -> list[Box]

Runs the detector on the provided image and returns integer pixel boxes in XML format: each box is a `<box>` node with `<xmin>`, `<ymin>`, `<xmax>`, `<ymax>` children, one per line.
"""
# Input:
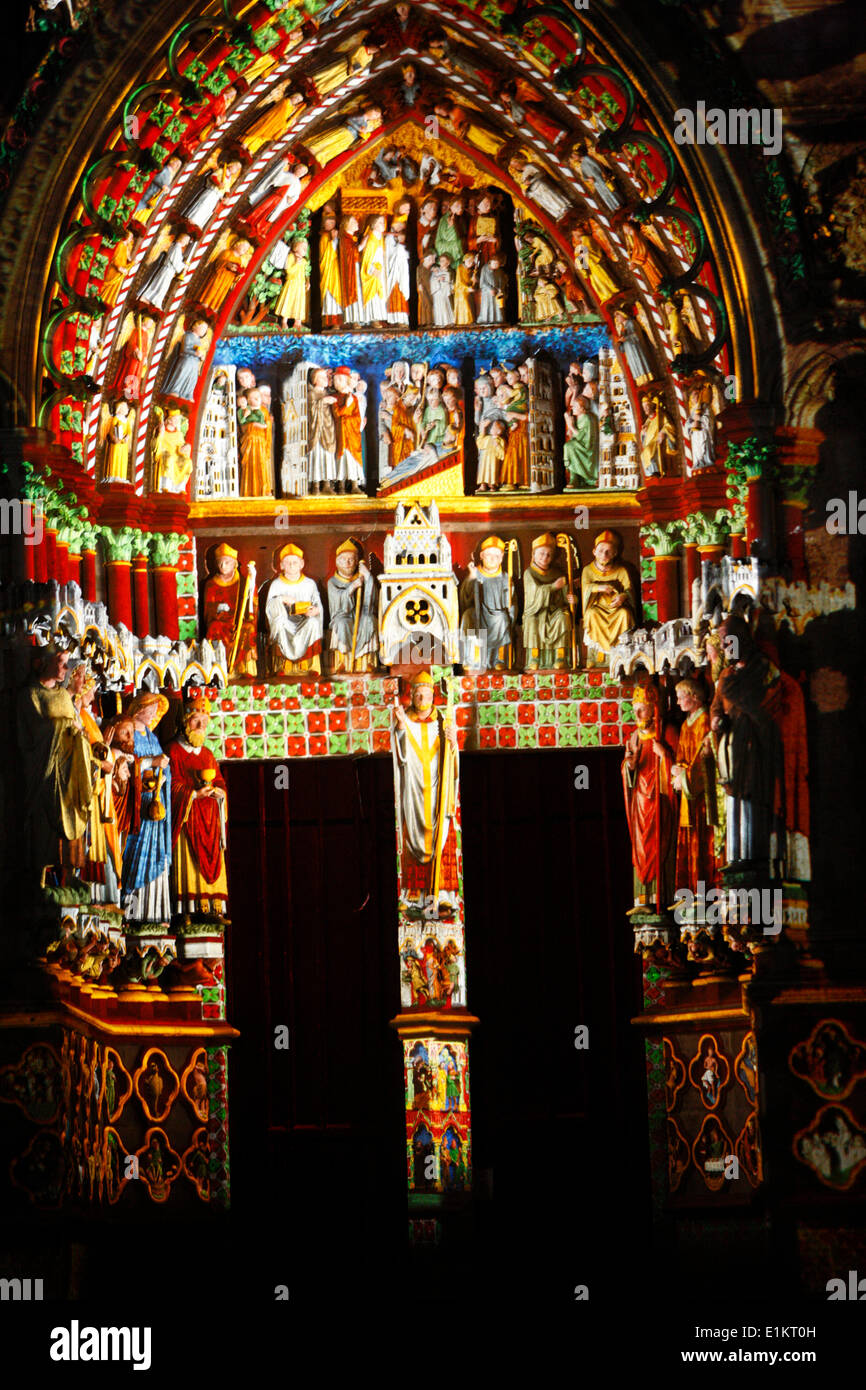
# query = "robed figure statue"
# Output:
<box><xmin>392</xmin><ymin>671</ymin><xmax>459</xmax><ymax>918</ymax></box>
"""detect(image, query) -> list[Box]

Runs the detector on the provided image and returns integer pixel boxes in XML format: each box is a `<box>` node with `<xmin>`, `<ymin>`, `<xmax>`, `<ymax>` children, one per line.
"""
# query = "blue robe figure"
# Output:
<box><xmin>122</xmin><ymin>725</ymin><xmax>172</xmax><ymax>924</ymax></box>
<box><xmin>162</xmin><ymin>330</ymin><xmax>205</xmax><ymax>402</ymax></box>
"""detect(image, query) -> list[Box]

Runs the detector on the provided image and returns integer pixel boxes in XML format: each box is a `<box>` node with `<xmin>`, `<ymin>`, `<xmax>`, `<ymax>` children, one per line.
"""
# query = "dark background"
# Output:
<box><xmin>222</xmin><ymin>745</ymin><xmax>649</xmax><ymax>1309</ymax></box>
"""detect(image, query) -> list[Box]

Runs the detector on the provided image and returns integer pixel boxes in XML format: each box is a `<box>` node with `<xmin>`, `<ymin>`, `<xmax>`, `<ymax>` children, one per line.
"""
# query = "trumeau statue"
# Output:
<box><xmin>392</xmin><ymin>672</ymin><xmax>459</xmax><ymax>918</ymax></box>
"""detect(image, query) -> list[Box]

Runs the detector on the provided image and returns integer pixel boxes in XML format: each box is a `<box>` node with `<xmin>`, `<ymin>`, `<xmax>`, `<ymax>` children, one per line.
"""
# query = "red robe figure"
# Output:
<box><xmin>168</xmin><ymin>696</ymin><xmax>228</xmax><ymax>918</ymax></box>
<box><xmin>671</xmin><ymin>678</ymin><xmax>718</xmax><ymax>896</ymax></box>
<box><xmin>202</xmin><ymin>542</ymin><xmax>258</xmax><ymax>677</ymax></box>
<box><xmin>623</xmin><ymin>683</ymin><xmax>677</xmax><ymax>913</ymax></box>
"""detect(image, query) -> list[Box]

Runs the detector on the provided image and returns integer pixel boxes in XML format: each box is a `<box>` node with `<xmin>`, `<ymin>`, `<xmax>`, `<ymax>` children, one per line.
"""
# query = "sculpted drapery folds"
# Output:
<box><xmin>622</xmin><ymin>685</ymin><xmax>677</xmax><ymax>914</ymax></box>
<box><xmin>459</xmin><ymin>535</ymin><xmax>517</xmax><ymax>671</ymax></box>
<box><xmin>202</xmin><ymin>543</ymin><xmax>258</xmax><ymax>678</ymax></box>
<box><xmin>522</xmin><ymin>533</ymin><xmax>575</xmax><ymax>671</ymax></box>
<box><xmin>710</xmin><ymin>617</ymin><xmax>784</xmax><ymax>873</ymax></box>
<box><xmin>18</xmin><ymin>648</ymin><xmax>92</xmax><ymax>888</ymax></box>
<box><xmin>392</xmin><ymin>672</ymin><xmax>459</xmax><ymax>916</ymax></box>
<box><xmin>168</xmin><ymin>697</ymin><xmax>228</xmax><ymax>918</ymax></box>
<box><xmin>671</xmin><ymin>679</ymin><xmax>718</xmax><ymax>897</ymax></box>
<box><xmin>327</xmin><ymin>538</ymin><xmax>377</xmax><ymax>674</ymax></box>
<box><xmin>581</xmin><ymin>530</ymin><xmax>635</xmax><ymax>664</ymax></box>
<box><xmin>121</xmin><ymin>692</ymin><xmax>172</xmax><ymax>927</ymax></box>
<box><xmin>266</xmin><ymin>542</ymin><xmax>323</xmax><ymax>676</ymax></box>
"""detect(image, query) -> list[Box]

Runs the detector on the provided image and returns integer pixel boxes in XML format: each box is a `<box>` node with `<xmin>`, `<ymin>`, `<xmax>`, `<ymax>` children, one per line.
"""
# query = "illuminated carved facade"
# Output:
<box><xmin>0</xmin><ymin>0</ymin><xmax>864</xmax><ymax>1339</ymax></box>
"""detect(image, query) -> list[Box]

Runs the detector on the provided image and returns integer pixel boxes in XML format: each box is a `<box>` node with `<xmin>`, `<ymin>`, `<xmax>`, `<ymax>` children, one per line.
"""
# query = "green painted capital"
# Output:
<box><xmin>150</xmin><ymin>532</ymin><xmax>183</xmax><ymax>567</ymax></box>
<box><xmin>640</xmin><ymin>521</ymin><xmax>683</xmax><ymax>557</ymax></box>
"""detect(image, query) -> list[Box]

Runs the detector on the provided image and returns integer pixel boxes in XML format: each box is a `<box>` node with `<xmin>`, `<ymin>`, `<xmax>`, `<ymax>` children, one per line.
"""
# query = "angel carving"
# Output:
<box><xmin>99</xmin><ymin>401</ymin><xmax>135</xmax><ymax>483</ymax></box>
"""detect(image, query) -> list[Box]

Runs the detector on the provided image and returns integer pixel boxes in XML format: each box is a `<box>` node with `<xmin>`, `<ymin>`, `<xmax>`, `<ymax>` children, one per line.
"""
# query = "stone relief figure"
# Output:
<box><xmin>622</xmin><ymin>684</ymin><xmax>677</xmax><ymax>915</ymax></box>
<box><xmin>168</xmin><ymin>696</ymin><xmax>228</xmax><ymax>920</ymax></box>
<box><xmin>710</xmin><ymin>616</ymin><xmax>784</xmax><ymax>872</ymax></box>
<box><xmin>522</xmin><ymin>532</ymin><xmax>576</xmax><ymax>671</ymax></box>
<box><xmin>161</xmin><ymin>320</ymin><xmax>210</xmax><ymax>403</ymax></box>
<box><xmin>136</xmin><ymin>235</ymin><xmax>192</xmax><ymax>316</ymax></box>
<box><xmin>180</xmin><ymin>157</ymin><xmax>242</xmax><ymax>237</ymax></box>
<box><xmin>377</xmin><ymin>362</ymin><xmax>464</xmax><ymax>493</ymax></box>
<box><xmin>392</xmin><ymin>671</ymin><xmax>459</xmax><ymax>918</ymax></box>
<box><xmin>327</xmin><ymin>538</ymin><xmax>377</xmax><ymax>674</ymax></box>
<box><xmin>581</xmin><ymin>530</ymin><xmax>635</xmax><ymax>665</ymax></box>
<box><xmin>202</xmin><ymin>543</ymin><xmax>258</xmax><ymax>678</ymax></box>
<box><xmin>640</xmin><ymin>393</ymin><xmax>677</xmax><ymax>479</ymax></box>
<box><xmin>99</xmin><ymin>401</ymin><xmax>135</xmax><ymax>484</ymax></box>
<box><xmin>332</xmin><ymin>365</ymin><xmax>365</xmax><ymax>494</ymax></box>
<box><xmin>459</xmin><ymin>535</ymin><xmax>518</xmax><ymax>671</ymax></box>
<box><xmin>265</xmin><ymin>542</ymin><xmax>323</xmax><ymax>676</ymax></box>
<box><xmin>197</xmin><ymin>238</ymin><xmax>254</xmax><ymax>318</ymax></box>
<box><xmin>151</xmin><ymin>408</ymin><xmax>193</xmax><ymax>494</ymax></box>
<box><xmin>238</xmin><ymin>385</ymin><xmax>274</xmax><ymax>498</ymax></box>
<box><xmin>18</xmin><ymin>647</ymin><xmax>92</xmax><ymax>892</ymax></box>
<box><xmin>687</xmin><ymin>387</ymin><xmax>716</xmax><ymax>471</ymax></box>
<box><xmin>670</xmin><ymin>678</ymin><xmax>718</xmax><ymax>900</ymax></box>
<box><xmin>307</xmin><ymin>366</ymin><xmax>338</xmax><ymax>495</ymax></box>
<box><xmin>121</xmin><ymin>692</ymin><xmax>172</xmax><ymax>926</ymax></box>
<box><xmin>563</xmin><ymin>394</ymin><xmax>598</xmax><ymax>489</ymax></box>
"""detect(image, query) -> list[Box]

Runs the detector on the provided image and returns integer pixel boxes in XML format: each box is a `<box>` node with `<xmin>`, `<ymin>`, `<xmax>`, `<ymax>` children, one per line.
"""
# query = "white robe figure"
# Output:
<box><xmin>248</xmin><ymin>168</ymin><xmax>304</xmax><ymax>226</ymax></box>
<box><xmin>688</xmin><ymin>403</ymin><xmax>715</xmax><ymax>470</ymax></box>
<box><xmin>138</xmin><ymin>240</ymin><xmax>188</xmax><ymax>312</ymax></box>
<box><xmin>517</xmin><ymin>162</ymin><xmax>573</xmax><ymax>221</ymax></box>
<box><xmin>431</xmin><ymin>265</ymin><xmax>454</xmax><ymax>326</ymax></box>
<box><xmin>266</xmin><ymin>576</ymin><xmax>323</xmax><ymax>664</ymax></box>
<box><xmin>392</xmin><ymin>709</ymin><xmax>456</xmax><ymax>895</ymax></box>
<box><xmin>385</xmin><ymin>232</ymin><xmax>410</xmax><ymax>325</ymax></box>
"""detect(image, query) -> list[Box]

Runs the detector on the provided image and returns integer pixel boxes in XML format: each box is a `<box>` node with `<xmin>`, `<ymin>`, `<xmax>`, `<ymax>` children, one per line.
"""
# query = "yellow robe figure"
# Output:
<box><xmin>581</xmin><ymin>560</ymin><xmax>635</xmax><ymax>658</ymax></box>
<box><xmin>360</xmin><ymin>230</ymin><xmax>386</xmax><ymax>320</ymax></box>
<box><xmin>319</xmin><ymin>230</ymin><xmax>343</xmax><ymax>319</ymax></box>
<box><xmin>454</xmin><ymin>265</ymin><xmax>475</xmax><ymax>324</ymax></box>
<box><xmin>198</xmin><ymin>242</ymin><xmax>253</xmax><ymax>315</ymax></box>
<box><xmin>80</xmin><ymin>706</ymin><xmax>123</xmax><ymax>897</ymax></box>
<box><xmin>104</xmin><ymin>413</ymin><xmax>132</xmax><ymax>481</ymax></box>
<box><xmin>101</xmin><ymin>238</ymin><xmax>132</xmax><ymax>308</ymax></box>
<box><xmin>306</xmin><ymin>122</ymin><xmax>357</xmax><ymax>167</ymax></box>
<box><xmin>578</xmin><ymin>234</ymin><xmax>619</xmax><ymax>304</ymax></box>
<box><xmin>274</xmin><ymin>253</ymin><xmax>309</xmax><ymax>323</ymax></box>
<box><xmin>240</xmin><ymin>96</ymin><xmax>303</xmax><ymax>156</ymax></box>
<box><xmin>239</xmin><ymin>410</ymin><xmax>273</xmax><ymax>497</ymax></box>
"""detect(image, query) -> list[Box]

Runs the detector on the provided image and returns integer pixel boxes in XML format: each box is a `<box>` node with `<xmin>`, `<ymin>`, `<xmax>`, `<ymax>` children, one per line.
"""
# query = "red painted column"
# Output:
<box><xmin>782</xmin><ymin>502</ymin><xmax>807</xmax><ymax>580</ymax></box>
<box><xmin>33</xmin><ymin>530</ymin><xmax>48</xmax><ymax>582</ymax></box>
<box><xmin>746</xmin><ymin>477</ymin><xmax>774</xmax><ymax>558</ymax></box>
<box><xmin>730</xmin><ymin>531</ymin><xmax>746</xmax><ymax>560</ymax></box>
<box><xmin>153</xmin><ymin>564</ymin><xmax>179</xmax><ymax>640</ymax></box>
<box><xmin>22</xmin><ymin>534</ymin><xmax>37</xmax><ymax>581</ymax></box>
<box><xmin>81</xmin><ymin>548</ymin><xmax>97</xmax><ymax>602</ymax></box>
<box><xmin>697</xmin><ymin>543</ymin><xmax>725</xmax><ymax>573</ymax></box>
<box><xmin>67</xmin><ymin>551</ymin><xmax>82</xmax><ymax>588</ymax></box>
<box><xmin>683</xmin><ymin>542</ymin><xmax>700</xmax><ymax>594</ymax></box>
<box><xmin>105</xmin><ymin>560</ymin><xmax>134</xmax><ymax>631</ymax></box>
<box><xmin>132</xmin><ymin>554</ymin><xmax>151</xmax><ymax>638</ymax></box>
<box><xmin>653</xmin><ymin>554</ymin><xmax>680</xmax><ymax>623</ymax></box>
<box><xmin>44</xmin><ymin>527</ymin><xmax>57</xmax><ymax>581</ymax></box>
<box><xmin>55</xmin><ymin>540</ymin><xmax>69</xmax><ymax>586</ymax></box>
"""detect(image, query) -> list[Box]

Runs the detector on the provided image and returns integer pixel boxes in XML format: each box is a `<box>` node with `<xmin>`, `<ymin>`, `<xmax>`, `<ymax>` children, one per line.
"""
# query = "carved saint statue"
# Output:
<box><xmin>162</xmin><ymin>320</ymin><xmax>209</xmax><ymax>403</ymax></box>
<box><xmin>622</xmin><ymin>684</ymin><xmax>677</xmax><ymax>914</ymax></box>
<box><xmin>18</xmin><ymin>647</ymin><xmax>92</xmax><ymax>890</ymax></box>
<box><xmin>563</xmin><ymin>394</ymin><xmax>598</xmax><ymax>489</ymax></box>
<box><xmin>121</xmin><ymin>692</ymin><xmax>172</xmax><ymax>926</ymax></box>
<box><xmin>580</xmin><ymin>530</ymin><xmax>635</xmax><ymax>665</ymax></box>
<box><xmin>392</xmin><ymin>671</ymin><xmax>459</xmax><ymax>917</ymax></box>
<box><xmin>265</xmin><ymin>542</ymin><xmax>323</xmax><ymax>676</ymax></box>
<box><xmin>202</xmin><ymin>543</ymin><xmax>258</xmax><ymax>677</ymax></box>
<box><xmin>100</xmin><ymin>401</ymin><xmax>135</xmax><ymax>483</ymax></box>
<box><xmin>671</xmin><ymin>678</ymin><xmax>718</xmax><ymax>898</ymax></box>
<box><xmin>522</xmin><ymin>532</ymin><xmax>576</xmax><ymax>671</ymax></box>
<box><xmin>327</xmin><ymin>538</ymin><xmax>377</xmax><ymax>674</ymax></box>
<box><xmin>459</xmin><ymin>536</ymin><xmax>517</xmax><ymax>671</ymax></box>
<box><xmin>168</xmin><ymin>696</ymin><xmax>228</xmax><ymax>918</ymax></box>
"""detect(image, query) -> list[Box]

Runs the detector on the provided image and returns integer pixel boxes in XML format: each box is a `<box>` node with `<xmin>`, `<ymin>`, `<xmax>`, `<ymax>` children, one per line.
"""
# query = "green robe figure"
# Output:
<box><xmin>564</xmin><ymin>397</ymin><xmax>598</xmax><ymax>488</ymax></box>
<box><xmin>434</xmin><ymin>199</ymin><xmax>465</xmax><ymax>267</ymax></box>
<box><xmin>522</xmin><ymin>533</ymin><xmax>575</xmax><ymax>671</ymax></box>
